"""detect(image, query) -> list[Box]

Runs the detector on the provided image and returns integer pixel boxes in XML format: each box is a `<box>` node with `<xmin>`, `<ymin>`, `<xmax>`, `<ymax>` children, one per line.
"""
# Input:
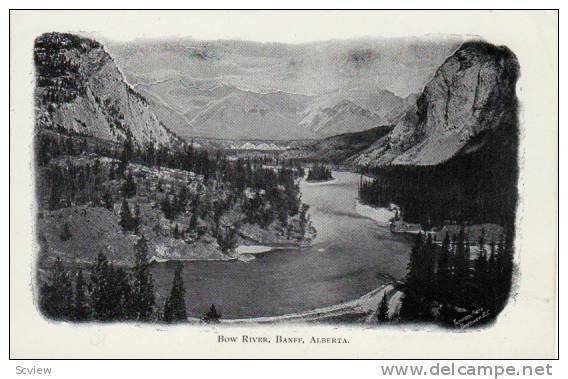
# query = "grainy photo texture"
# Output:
<box><xmin>34</xmin><ymin>31</ymin><xmax>519</xmax><ymax>328</ymax></box>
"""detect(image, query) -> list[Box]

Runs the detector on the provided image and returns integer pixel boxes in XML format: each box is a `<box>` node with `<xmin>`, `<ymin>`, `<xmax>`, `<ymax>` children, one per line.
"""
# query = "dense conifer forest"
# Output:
<box><xmin>36</xmin><ymin>129</ymin><xmax>310</xmax><ymax>321</ymax></box>
<box><xmin>397</xmin><ymin>228</ymin><xmax>514</xmax><ymax>326</ymax></box>
<box><xmin>306</xmin><ymin>163</ymin><xmax>334</xmax><ymax>182</ymax></box>
<box><xmin>358</xmin><ymin>104</ymin><xmax>519</xmax><ymax>229</ymax></box>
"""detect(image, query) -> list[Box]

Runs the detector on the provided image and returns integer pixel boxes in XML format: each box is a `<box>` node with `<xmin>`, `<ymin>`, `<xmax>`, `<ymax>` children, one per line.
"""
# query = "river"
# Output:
<box><xmin>150</xmin><ymin>171</ymin><xmax>412</xmax><ymax>319</ymax></box>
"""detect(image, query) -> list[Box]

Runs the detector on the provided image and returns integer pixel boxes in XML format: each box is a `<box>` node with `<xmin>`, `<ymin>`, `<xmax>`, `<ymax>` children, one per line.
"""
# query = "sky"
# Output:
<box><xmin>28</xmin><ymin>10</ymin><xmax>486</xmax><ymax>44</ymax></box>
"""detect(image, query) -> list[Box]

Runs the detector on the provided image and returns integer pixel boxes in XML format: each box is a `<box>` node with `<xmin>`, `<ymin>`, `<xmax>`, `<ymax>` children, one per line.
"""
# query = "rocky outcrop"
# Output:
<box><xmin>351</xmin><ymin>41</ymin><xmax>519</xmax><ymax>167</ymax></box>
<box><xmin>34</xmin><ymin>33</ymin><xmax>179</xmax><ymax>147</ymax></box>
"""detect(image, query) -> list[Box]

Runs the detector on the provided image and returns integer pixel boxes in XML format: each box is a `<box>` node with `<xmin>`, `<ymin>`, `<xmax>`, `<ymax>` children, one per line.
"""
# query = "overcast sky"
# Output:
<box><xmin>22</xmin><ymin>10</ymin><xmax>489</xmax><ymax>44</ymax></box>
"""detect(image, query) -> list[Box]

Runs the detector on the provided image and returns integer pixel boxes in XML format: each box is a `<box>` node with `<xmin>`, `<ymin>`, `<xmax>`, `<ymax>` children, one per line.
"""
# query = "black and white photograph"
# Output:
<box><xmin>8</xmin><ymin>9</ymin><xmax>558</xmax><ymax>360</ymax></box>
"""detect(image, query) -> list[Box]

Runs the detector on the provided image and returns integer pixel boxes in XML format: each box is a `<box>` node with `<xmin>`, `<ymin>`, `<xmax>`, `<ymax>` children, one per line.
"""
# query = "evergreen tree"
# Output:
<box><xmin>437</xmin><ymin>236</ymin><xmax>452</xmax><ymax>305</ymax></box>
<box><xmin>102</xmin><ymin>190</ymin><xmax>114</xmax><ymax>210</ymax></box>
<box><xmin>307</xmin><ymin>163</ymin><xmax>333</xmax><ymax>181</ymax></box>
<box><xmin>473</xmin><ymin>228</ymin><xmax>489</xmax><ymax>308</ymax></box>
<box><xmin>131</xmin><ymin>237</ymin><xmax>155</xmax><ymax>321</ymax></box>
<box><xmin>107</xmin><ymin>266</ymin><xmax>133</xmax><ymax>320</ymax></box>
<box><xmin>117</xmin><ymin>136</ymin><xmax>133</xmax><ymax>177</ymax></box>
<box><xmin>161</xmin><ymin>195</ymin><xmax>174</xmax><ymax>220</ymax></box>
<box><xmin>299</xmin><ymin>204</ymin><xmax>310</xmax><ymax>238</ymax></box>
<box><xmin>189</xmin><ymin>211</ymin><xmax>198</xmax><ymax>234</ymax></box>
<box><xmin>39</xmin><ymin>257</ymin><xmax>73</xmax><ymax>319</ymax></box>
<box><xmin>452</xmin><ymin>226</ymin><xmax>471</xmax><ymax>307</ymax></box>
<box><xmin>119</xmin><ymin>198</ymin><xmax>136</xmax><ymax>232</ymax></box>
<box><xmin>217</xmin><ymin>226</ymin><xmax>238</xmax><ymax>253</ymax></box>
<box><xmin>90</xmin><ymin>252</ymin><xmax>113</xmax><ymax>320</ymax></box>
<box><xmin>203</xmin><ymin>304</ymin><xmax>222</xmax><ymax>323</ymax></box>
<box><xmin>133</xmin><ymin>203</ymin><xmax>141</xmax><ymax>234</ymax></box>
<box><xmin>72</xmin><ymin>269</ymin><xmax>89</xmax><ymax>321</ymax></box>
<box><xmin>122</xmin><ymin>171</ymin><xmax>137</xmax><ymax>198</ymax></box>
<box><xmin>90</xmin><ymin>252</ymin><xmax>133</xmax><ymax>321</ymax></box>
<box><xmin>163</xmin><ymin>264</ymin><xmax>187</xmax><ymax>323</ymax></box>
<box><xmin>493</xmin><ymin>232</ymin><xmax>515</xmax><ymax>312</ymax></box>
<box><xmin>422</xmin><ymin>234</ymin><xmax>437</xmax><ymax>301</ymax></box>
<box><xmin>400</xmin><ymin>233</ymin><xmax>428</xmax><ymax>320</ymax></box>
<box><xmin>377</xmin><ymin>294</ymin><xmax>390</xmax><ymax>322</ymax></box>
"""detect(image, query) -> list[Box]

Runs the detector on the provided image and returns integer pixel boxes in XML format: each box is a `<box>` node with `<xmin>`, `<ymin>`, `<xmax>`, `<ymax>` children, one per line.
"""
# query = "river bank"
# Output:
<box><xmin>185</xmin><ymin>283</ymin><xmax>404</xmax><ymax>324</ymax></box>
<box><xmin>148</xmin><ymin>170</ymin><xmax>412</xmax><ymax>320</ymax></box>
<box><xmin>303</xmin><ymin>178</ymin><xmax>338</xmax><ymax>186</ymax></box>
<box><xmin>355</xmin><ymin>200</ymin><xmax>398</xmax><ymax>227</ymax></box>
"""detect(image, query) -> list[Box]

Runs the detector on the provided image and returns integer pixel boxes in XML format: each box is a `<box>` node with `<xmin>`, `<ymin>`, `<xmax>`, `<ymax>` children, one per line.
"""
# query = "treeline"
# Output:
<box><xmin>36</xmin><ymin>131</ymin><xmax>216</xmax><ymax>179</ymax></box>
<box><xmin>358</xmin><ymin>109</ymin><xmax>519</xmax><ymax>228</ymax></box>
<box><xmin>306</xmin><ymin>163</ymin><xmax>333</xmax><ymax>182</ymax></box>
<box><xmin>394</xmin><ymin>228</ymin><xmax>514</xmax><ymax>326</ymax></box>
<box><xmin>358</xmin><ymin>154</ymin><xmax>517</xmax><ymax>227</ymax></box>
<box><xmin>38</xmin><ymin>132</ymin><xmax>306</xmax><ymax>234</ymax></box>
<box><xmin>39</xmin><ymin>237</ymin><xmax>221</xmax><ymax>323</ymax></box>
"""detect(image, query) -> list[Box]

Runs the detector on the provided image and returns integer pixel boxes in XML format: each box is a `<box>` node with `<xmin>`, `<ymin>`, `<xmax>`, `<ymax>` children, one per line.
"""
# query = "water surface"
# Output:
<box><xmin>151</xmin><ymin>171</ymin><xmax>412</xmax><ymax>319</ymax></box>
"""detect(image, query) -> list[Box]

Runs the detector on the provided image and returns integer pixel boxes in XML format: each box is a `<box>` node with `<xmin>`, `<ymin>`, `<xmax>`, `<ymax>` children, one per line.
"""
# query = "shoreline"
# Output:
<box><xmin>186</xmin><ymin>283</ymin><xmax>404</xmax><ymax>324</ymax></box>
<box><xmin>354</xmin><ymin>200</ymin><xmax>398</xmax><ymax>227</ymax></box>
<box><xmin>302</xmin><ymin>178</ymin><xmax>337</xmax><ymax>186</ymax></box>
<box><xmin>150</xmin><ymin>241</ymin><xmax>309</xmax><ymax>264</ymax></box>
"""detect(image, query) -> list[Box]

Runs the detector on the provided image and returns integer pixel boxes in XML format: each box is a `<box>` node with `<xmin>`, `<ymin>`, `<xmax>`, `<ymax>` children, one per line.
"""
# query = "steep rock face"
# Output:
<box><xmin>34</xmin><ymin>33</ymin><xmax>179</xmax><ymax>147</ymax></box>
<box><xmin>351</xmin><ymin>41</ymin><xmax>519</xmax><ymax>166</ymax></box>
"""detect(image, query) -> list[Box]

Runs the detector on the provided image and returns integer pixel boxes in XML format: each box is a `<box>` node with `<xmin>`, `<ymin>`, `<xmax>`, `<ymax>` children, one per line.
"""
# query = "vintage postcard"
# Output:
<box><xmin>9</xmin><ymin>10</ymin><xmax>558</xmax><ymax>359</ymax></box>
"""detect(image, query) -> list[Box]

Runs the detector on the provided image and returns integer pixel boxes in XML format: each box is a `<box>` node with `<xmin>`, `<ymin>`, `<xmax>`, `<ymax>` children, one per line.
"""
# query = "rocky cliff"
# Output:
<box><xmin>34</xmin><ymin>33</ymin><xmax>179</xmax><ymax>147</ymax></box>
<box><xmin>351</xmin><ymin>41</ymin><xmax>519</xmax><ymax>167</ymax></box>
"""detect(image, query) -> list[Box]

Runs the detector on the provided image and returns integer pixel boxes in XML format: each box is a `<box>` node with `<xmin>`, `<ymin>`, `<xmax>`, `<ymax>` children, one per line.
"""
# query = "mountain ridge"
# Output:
<box><xmin>34</xmin><ymin>32</ymin><xmax>181</xmax><ymax>148</ymax></box>
<box><xmin>348</xmin><ymin>41</ymin><xmax>519</xmax><ymax>167</ymax></box>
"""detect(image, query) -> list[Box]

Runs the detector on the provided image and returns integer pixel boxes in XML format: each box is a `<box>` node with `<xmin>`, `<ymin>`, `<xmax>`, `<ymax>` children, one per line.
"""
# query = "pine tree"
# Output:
<box><xmin>161</xmin><ymin>195</ymin><xmax>174</xmax><ymax>220</ymax></box>
<box><xmin>107</xmin><ymin>266</ymin><xmax>133</xmax><ymax>320</ymax></box>
<box><xmin>122</xmin><ymin>171</ymin><xmax>137</xmax><ymax>198</ymax></box>
<box><xmin>422</xmin><ymin>234</ymin><xmax>437</xmax><ymax>301</ymax></box>
<box><xmin>203</xmin><ymin>304</ymin><xmax>221</xmax><ymax>323</ymax></box>
<box><xmin>117</xmin><ymin>136</ymin><xmax>133</xmax><ymax>177</ymax></box>
<box><xmin>217</xmin><ymin>226</ymin><xmax>238</xmax><ymax>253</ymax></box>
<box><xmin>120</xmin><ymin>198</ymin><xmax>136</xmax><ymax>232</ymax></box>
<box><xmin>452</xmin><ymin>226</ymin><xmax>472</xmax><ymax>307</ymax></box>
<box><xmin>493</xmin><ymin>232</ymin><xmax>515</xmax><ymax>312</ymax></box>
<box><xmin>90</xmin><ymin>252</ymin><xmax>133</xmax><ymax>321</ymax></box>
<box><xmin>102</xmin><ymin>190</ymin><xmax>114</xmax><ymax>210</ymax></box>
<box><xmin>377</xmin><ymin>294</ymin><xmax>390</xmax><ymax>322</ymax></box>
<box><xmin>131</xmin><ymin>237</ymin><xmax>155</xmax><ymax>321</ymax></box>
<box><xmin>90</xmin><ymin>252</ymin><xmax>112</xmax><ymax>320</ymax></box>
<box><xmin>72</xmin><ymin>269</ymin><xmax>89</xmax><ymax>321</ymax></box>
<box><xmin>400</xmin><ymin>233</ymin><xmax>429</xmax><ymax>320</ymax></box>
<box><xmin>189</xmin><ymin>211</ymin><xmax>198</xmax><ymax>233</ymax></box>
<box><xmin>163</xmin><ymin>264</ymin><xmax>187</xmax><ymax>323</ymax></box>
<box><xmin>133</xmin><ymin>203</ymin><xmax>141</xmax><ymax>234</ymax></box>
<box><xmin>437</xmin><ymin>232</ymin><xmax>453</xmax><ymax>305</ymax></box>
<box><xmin>39</xmin><ymin>257</ymin><xmax>73</xmax><ymax>319</ymax></box>
<box><xmin>299</xmin><ymin>204</ymin><xmax>310</xmax><ymax>238</ymax></box>
<box><xmin>473</xmin><ymin>228</ymin><xmax>489</xmax><ymax>308</ymax></box>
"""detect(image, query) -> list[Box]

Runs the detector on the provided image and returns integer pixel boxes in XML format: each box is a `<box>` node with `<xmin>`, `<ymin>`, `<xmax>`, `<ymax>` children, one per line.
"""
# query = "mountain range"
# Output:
<box><xmin>129</xmin><ymin>77</ymin><xmax>415</xmax><ymax>140</ymax></box>
<box><xmin>34</xmin><ymin>33</ymin><xmax>518</xmax><ymax>171</ymax></box>
<box><xmin>103</xmin><ymin>36</ymin><xmax>464</xmax><ymax>140</ymax></box>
